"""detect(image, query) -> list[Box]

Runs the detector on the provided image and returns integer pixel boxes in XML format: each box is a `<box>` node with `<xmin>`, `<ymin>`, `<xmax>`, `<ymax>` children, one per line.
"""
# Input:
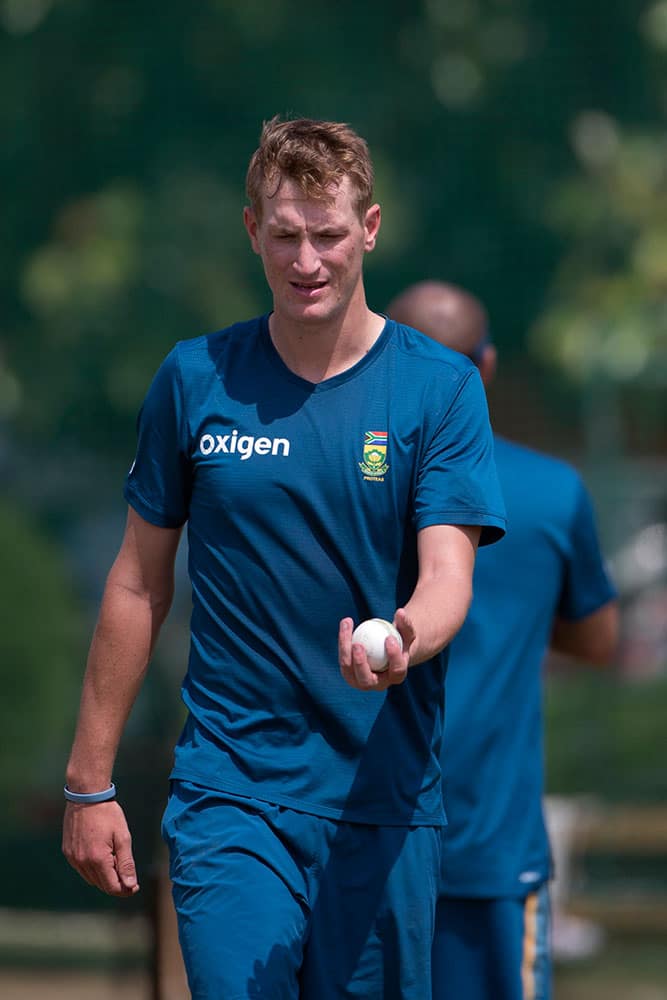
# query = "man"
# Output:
<box><xmin>387</xmin><ymin>280</ymin><xmax>619</xmax><ymax>1000</ymax></box>
<box><xmin>62</xmin><ymin>120</ymin><xmax>506</xmax><ymax>999</ymax></box>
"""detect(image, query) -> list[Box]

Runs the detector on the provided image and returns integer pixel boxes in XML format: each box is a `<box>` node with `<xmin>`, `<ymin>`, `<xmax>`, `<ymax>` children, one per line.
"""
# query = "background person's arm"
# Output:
<box><xmin>63</xmin><ymin>507</ymin><xmax>182</xmax><ymax>896</ymax></box>
<box><xmin>550</xmin><ymin>601</ymin><xmax>620</xmax><ymax>666</ymax></box>
<box><xmin>549</xmin><ymin>474</ymin><xmax>620</xmax><ymax>668</ymax></box>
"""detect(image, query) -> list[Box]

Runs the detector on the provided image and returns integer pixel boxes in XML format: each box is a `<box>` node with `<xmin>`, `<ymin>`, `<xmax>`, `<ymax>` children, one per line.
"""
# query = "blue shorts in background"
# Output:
<box><xmin>432</xmin><ymin>884</ymin><xmax>551</xmax><ymax>1000</ymax></box>
<box><xmin>162</xmin><ymin>779</ymin><xmax>441</xmax><ymax>999</ymax></box>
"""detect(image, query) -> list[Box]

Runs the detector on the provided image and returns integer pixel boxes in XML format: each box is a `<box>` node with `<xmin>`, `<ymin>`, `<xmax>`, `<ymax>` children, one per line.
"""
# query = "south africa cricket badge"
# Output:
<box><xmin>359</xmin><ymin>430</ymin><xmax>389</xmax><ymax>480</ymax></box>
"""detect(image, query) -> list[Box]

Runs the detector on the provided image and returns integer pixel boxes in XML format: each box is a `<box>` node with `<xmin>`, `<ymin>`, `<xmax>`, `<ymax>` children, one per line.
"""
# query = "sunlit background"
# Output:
<box><xmin>1</xmin><ymin>2</ymin><xmax>666</xmax><ymax>997</ymax></box>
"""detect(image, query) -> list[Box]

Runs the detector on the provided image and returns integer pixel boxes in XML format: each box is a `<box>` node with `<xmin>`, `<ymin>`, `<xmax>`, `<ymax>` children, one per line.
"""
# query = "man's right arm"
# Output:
<box><xmin>63</xmin><ymin>507</ymin><xmax>182</xmax><ymax>896</ymax></box>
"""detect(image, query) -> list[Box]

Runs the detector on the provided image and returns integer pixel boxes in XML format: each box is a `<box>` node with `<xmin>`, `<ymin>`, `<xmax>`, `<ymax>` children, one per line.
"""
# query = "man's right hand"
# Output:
<box><xmin>63</xmin><ymin>800</ymin><xmax>139</xmax><ymax>897</ymax></box>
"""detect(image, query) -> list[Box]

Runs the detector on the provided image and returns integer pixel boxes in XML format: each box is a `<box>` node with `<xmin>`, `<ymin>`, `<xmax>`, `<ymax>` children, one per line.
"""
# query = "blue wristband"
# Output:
<box><xmin>64</xmin><ymin>782</ymin><xmax>117</xmax><ymax>804</ymax></box>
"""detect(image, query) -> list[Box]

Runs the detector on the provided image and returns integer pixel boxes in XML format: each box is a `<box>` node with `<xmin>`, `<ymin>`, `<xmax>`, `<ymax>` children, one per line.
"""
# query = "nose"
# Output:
<box><xmin>292</xmin><ymin>238</ymin><xmax>321</xmax><ymax>275</ymax></box>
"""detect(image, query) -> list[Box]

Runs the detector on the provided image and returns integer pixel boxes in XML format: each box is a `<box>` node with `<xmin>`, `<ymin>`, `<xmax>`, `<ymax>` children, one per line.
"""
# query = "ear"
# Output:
<box><xmin>479</xmin><ymin>344</ymin><xmax>497</xmax><ymax>387</ymax></box>
<box><xmin>243</xmin><ymin>206</ymin><xmax>261</xmax><ymax>255</ymax></box>
<box><xmin>363</xmin><ymin>203</ymin><xmax>381</xmax><ymax>252</ymax></box>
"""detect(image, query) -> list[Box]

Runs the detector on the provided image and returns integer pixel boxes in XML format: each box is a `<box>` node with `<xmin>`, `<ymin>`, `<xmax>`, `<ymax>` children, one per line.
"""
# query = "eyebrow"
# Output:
<box><xmin>267</xmin><ymin>222</ymin><xmax>349</xmax><ymax>235</ymax></box>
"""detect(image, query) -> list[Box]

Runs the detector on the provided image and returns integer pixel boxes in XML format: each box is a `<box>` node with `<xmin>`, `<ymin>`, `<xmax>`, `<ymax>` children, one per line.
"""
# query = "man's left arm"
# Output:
<box><xmin>399</xmin><ymin>522</ymin><xmax>480</xmax><ymax>665</ymax></box>
<box><xmin>339</xmin><ymin>523</ymin><xmax>480</xmax><ymax>691</ymax></box>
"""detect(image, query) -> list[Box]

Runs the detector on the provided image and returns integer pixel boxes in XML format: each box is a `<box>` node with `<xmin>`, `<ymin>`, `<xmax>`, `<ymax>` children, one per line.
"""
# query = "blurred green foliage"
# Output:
<box><xmin>1</xmin><ymin>0</ymin><xmax>665</xmax><ymax>463</ymax></box>
<box><xmin>0</xmin><ymin>500</ymin><xmax>85</xmax><ymax>825</ymax></box>
<box><xmin>545</xmin><ymin>671</ymin><xmax>667</xmax><ymax>802</ymax></box>
<box><xmin>532</xmin><ymin>125</ymin><xmax>667</xmax><ymax>384</ymax></box>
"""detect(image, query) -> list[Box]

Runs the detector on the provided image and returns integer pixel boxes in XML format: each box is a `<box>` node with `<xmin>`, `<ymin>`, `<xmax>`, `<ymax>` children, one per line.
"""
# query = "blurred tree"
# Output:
<box><xmin>530</xmin><ymin>116</ymin><xmax>667</xmax><ymax>455</ymax></box>
<box><xmin>3</xmin><ymin>0</ymin><xmax>665</xmax><ymax>469</ymax></box>
<box><xmin>392</xmin><ymin>0</ymin><xmax>667</xmax><ymax>452</ymax></box>
<box><xmin>0</xmin><ymin>500</ymin><xmax>86</xmax><ymax>826</ymax></box>
<box><xmin>0</xmin><ymin>0</ymin><xmax>664</xmax><ymax>598</ymax></box>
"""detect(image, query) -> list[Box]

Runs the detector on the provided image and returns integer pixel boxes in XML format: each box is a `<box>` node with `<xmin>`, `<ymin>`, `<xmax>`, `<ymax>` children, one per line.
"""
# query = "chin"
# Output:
<box><xmin>288</xmin><ymin>302</ymin><xmax>337</xmax><ymax>324</ymax></box>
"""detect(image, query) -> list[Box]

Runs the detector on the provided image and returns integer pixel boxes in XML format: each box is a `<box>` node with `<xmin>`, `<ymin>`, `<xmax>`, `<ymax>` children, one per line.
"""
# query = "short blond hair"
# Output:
<box><xmin>245</xmin><ymin>115</ymin><xmax>374</xmax><ymax>222</ymax></box>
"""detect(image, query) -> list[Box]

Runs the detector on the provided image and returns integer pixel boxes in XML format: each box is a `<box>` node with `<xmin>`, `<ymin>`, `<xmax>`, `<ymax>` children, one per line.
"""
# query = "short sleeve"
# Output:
<box><xmin>557</xmin><ymin>477</ymin><xmax>618</xmax><ymax>620</ymax></box>
<box><xmin>123</xmin><ymin>346</ymin><xmax>192</xmax><ymax>527</ymax></box>
<box><xmin>415</xmin><ymin>368</ymin><xmax>506</xmax><ymax>546</ymax></box>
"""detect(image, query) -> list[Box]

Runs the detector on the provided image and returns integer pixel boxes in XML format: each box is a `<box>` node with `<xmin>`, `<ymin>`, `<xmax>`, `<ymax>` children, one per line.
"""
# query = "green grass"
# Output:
<box><xmin>554</xmin><ymin>934</ymin><xmax>667</xmax><ymax>999</ymax></box>
<box><xmin>545</xmin><ymin>672</ymin><xmax>667</xmax><ymax>802</ymax></box>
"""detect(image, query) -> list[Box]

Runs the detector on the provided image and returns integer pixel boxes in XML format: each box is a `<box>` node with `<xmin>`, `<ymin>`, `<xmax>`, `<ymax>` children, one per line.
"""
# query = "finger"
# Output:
<box><xmin>338</xmin><ymin>617</ymin><xmax>354</xmax><ymax>657</ymax></box>
<box><xmin>91</xmin><ymin>855</ymin><xmax>130</xmax><ymax>896</ymax></box>
<box><xmin>63</xmin><ymin>819</ymin><xmax>106</xmax><ymax>890</ymax></box>
<box><xmin>351</xmin><ymin>642</ymin><xmax>380</xmax><ymax>690</ymax></box>
<box><xmin>72</xmin><ymin>848</ymin><xmax>126</xmax><ymax>896</ymax></box>
<box><xmin>393</xmin><ymin>608</ymin><xmax>416</xmax><ymax>654</ymax></box>
<box><xmin>114</xmin><ymin>833</ymin><xmax>139</xmax><ymax>894</ymax></box>
<box><xmin>393</xmin><ymin>607</ymin><xmax>414</xmax><ymax>640</ymax></box>
<box><xmin>338</xmin><ymin>618</ymin><xmax>356</xmax><ymax>686</ymax></box>
<box><xmin>68</xmin><ymin>859</ymin><xmax>98</xmax><ymax>889</ymax></box>
<box><xmin>384</xmin><ymin>637</ymin><xmax>408</xmax><ymax>686</ymax></box>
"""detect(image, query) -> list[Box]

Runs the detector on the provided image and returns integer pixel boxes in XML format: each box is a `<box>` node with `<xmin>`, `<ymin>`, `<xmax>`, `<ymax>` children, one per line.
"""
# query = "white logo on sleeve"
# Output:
<box><xmin>199</xmin><ymin>428</ymin><xmax>290</xmax><ymax>460</ymax></box>
<box><xmin>518</xmin><ymin>870</ymin><xmax>542</xmax><ymax>884</ymax></box>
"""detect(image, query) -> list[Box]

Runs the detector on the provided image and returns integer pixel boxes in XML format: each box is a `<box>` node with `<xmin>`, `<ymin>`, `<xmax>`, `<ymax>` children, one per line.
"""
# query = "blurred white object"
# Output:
<box><xmin>611</xmin><ymin>521</ymin><xmax>667</xmax><ymax>679</ymax></box>
<box><xmin>544</xmin><ymin>795</ymin><xmax>606</xmax><ymax>961</ymax></box>
<box><xmin>551</xmin><ymin>911</ymin><xmax>605</xmax><ymax>961</ymax></box>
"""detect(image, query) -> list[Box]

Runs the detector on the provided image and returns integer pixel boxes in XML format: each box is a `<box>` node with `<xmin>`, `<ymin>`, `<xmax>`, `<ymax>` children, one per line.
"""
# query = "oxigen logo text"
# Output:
<box><xmin>199</xmin><ymin>429</ymin><xmax>290</xmax><ymax>460</ymax></box>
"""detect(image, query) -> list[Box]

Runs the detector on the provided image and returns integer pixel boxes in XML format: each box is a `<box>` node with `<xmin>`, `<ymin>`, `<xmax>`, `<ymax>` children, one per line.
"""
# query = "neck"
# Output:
<box><xmin>269</xmin><ymin>295</ymin><xmax>385</xmax><ymax>383</ymax></box>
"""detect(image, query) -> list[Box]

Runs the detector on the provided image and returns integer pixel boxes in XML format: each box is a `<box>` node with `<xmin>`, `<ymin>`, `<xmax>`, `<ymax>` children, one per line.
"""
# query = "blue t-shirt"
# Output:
<box><xmin>439</xmin><ymin>436</ymin><xmax>617</xmax><ymax>894</ymax></box>
<box><xmin>124</xmin><ymin>316</ymin><xmax>506</xmax><ymax>825</ymax></box>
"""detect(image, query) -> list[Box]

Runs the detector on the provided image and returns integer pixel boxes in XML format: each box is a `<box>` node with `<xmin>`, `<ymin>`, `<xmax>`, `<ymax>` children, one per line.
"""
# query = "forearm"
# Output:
<box><xmin>66</xmin><ymin>576</ymin><xmax>172</xmax><ymax>790</ymax></box>
<box><xmin>399</xmin><ymin>523</ymin><xmax>479</xmax><ymax>666</ymax></box>
<box><xmin>402</xmin><ymin>565</ymin><xmax>473</xmax><ymax>666</ymax></box>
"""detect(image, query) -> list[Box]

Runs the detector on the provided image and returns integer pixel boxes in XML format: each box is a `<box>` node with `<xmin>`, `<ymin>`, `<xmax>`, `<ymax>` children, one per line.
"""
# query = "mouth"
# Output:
<box><xmin>290</xmin><ymin>281</ymin><xmax>327</xmax><ymax>296</ymax></box>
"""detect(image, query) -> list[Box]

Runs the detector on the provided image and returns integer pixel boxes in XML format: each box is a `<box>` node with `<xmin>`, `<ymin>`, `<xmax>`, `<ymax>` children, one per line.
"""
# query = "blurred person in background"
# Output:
<box><xmin>62</xmin><ymin>122</ymin><xmax>506</xmax><ymax>999</ymax></box>
<box><xmin>387</xmin><ymin>280</ymin><xmax>619</xmax><ymax>1000</ymax></box>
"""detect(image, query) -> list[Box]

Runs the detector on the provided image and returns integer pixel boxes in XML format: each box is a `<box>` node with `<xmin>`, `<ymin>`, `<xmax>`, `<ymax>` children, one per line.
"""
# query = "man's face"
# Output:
<box><xmin>243</xmin><ymin>175</ymin><xmax>380</xmax><ymax>328</ymax></box>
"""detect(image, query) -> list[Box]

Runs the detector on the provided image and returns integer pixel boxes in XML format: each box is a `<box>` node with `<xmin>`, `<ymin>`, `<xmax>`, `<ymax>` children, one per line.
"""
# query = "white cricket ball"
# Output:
<box><xmin>351</xmin><ymin>618</ymin><xmax>403</xmax><ymax>673</ymax></box>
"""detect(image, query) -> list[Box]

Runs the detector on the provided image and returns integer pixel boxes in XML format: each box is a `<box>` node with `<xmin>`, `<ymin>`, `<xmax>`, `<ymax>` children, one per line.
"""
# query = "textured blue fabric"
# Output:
<box><xmin>440</xmin><ymin>437</ymin><xmax>617</xmax><ymax>896</ymax></box>
<box><xmin>163</xmin><ymin>780</ymin><xmax>440</xmax><ymax>1000</ymax></box>
<box><xmin>125</xmin><ymin>316</ymin><xmax>506</xmax><ymax>825</ymax></box>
